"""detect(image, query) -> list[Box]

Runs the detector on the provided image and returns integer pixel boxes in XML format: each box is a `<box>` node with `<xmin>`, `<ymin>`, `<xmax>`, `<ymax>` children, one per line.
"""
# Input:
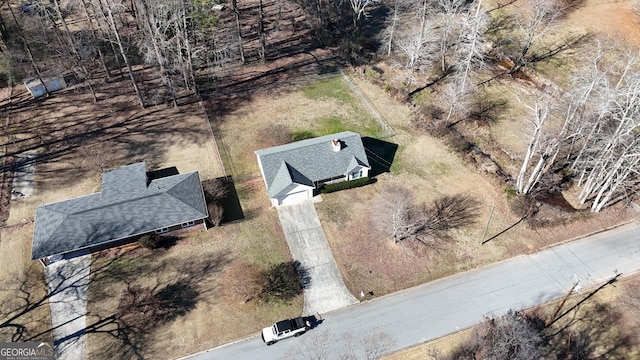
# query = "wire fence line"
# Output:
<box><xmin>339</xmin><ymin>69</ymin><xmax>395</xmax><ymax>137</ymax></box>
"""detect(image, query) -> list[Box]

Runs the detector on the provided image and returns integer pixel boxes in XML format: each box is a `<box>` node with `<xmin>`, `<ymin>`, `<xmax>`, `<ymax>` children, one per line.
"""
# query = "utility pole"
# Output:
<box><xmin>481</xmin><ymin>204</ymin><xmax>495</xmax><ymax>244</ymax></box>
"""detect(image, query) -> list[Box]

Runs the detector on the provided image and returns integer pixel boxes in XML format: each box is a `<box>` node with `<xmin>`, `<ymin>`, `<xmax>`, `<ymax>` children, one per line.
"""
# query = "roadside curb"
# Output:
<box><xmin>383</xmin><ymin>264</ymin><xmax>640</xmax><ymax>359</ymax></box>
<box><xmin>174</xmin><ymin>334</ymin><xmax>259</xmax><ymax>360</ymax></box>
<box><xmin>539</xmin><ymin>217</ymin><xmax>639</xmax><ymax>252</ymax></box>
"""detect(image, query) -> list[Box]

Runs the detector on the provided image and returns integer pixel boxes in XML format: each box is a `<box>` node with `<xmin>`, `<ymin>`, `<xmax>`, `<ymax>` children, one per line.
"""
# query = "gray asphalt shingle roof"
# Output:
<box><xmin>255</xmin><ymin>131</ymin><xmax>370</xmax><ymax>197</ymax></box>
<box><xmin>31</xmin><ymin>163</ymin><xmax>208</xmax><ymax>260</ymax></box>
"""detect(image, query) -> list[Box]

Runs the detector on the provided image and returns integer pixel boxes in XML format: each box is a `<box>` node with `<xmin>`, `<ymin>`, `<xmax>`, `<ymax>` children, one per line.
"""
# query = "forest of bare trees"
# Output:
<box><xmin>0</xmin><ymin>0</ymin><xmax>637</xmax><ymax>213</ymax></box>
<box><xmin>378</xmin><ymin>0</ymin><xmax>638</xmax><ymax>213</ymax></box>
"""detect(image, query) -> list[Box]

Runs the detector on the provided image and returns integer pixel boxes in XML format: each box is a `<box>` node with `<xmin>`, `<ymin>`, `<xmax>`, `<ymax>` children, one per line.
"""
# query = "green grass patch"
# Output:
<box><xmin>302</xmin><ymin>77</ymin><xmax>355</xmax><ymax>104</ymax></box>
<box><xmin>290</xmin><ymin>130</ymin><xmax>316</xmax><ymax>142</ymax></box>
<box><xmin>411</xmin><ymin>87</ymin><xmax>434</xmax><ymax>105</ymax></box>
<box><xmin>389</xmin><ymin>145</ymin><xmax>410</xmax><ymax>175</ymax></box>
<box><xmin>317</xmin><ymin>117</ymin><xmax>349</xmax><ymax>135</ymax></box>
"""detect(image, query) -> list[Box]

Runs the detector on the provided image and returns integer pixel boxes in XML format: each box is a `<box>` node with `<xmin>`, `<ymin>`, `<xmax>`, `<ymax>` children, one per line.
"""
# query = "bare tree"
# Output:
<box><xmin>101</xmin><ymin>0</ymin><xmax>145</xmax><ymax>108</ymax></box>
<box><xmin>392</xmin><ymin>0</ymin><xmax>437</xmax><ymax>92</ymax></box>
<box><xmin>507</xmin><ymin>0</ymin><xmax>564</xmax><ymax>74</ymax></box>
<box><xmin>348</xmin><ymin>0</ymin><xmax>380</xmax><ymax>34</ymax></box>
<box><xmin>433</xmin><ymin>0</ymin><xmax>466</xmax><ymax>73</ymax></box>
<box><xmin>472</xmin><ymin>310</ymin><xmax>545</xmax><ymax>360</ymax></box>
<box><xmin>52</xmin><ymin>0</ymin><xmax>98</xmax><ymax>101</ymax></box>
<box><xmin>373</xmin><ymin>184</ymin><xmax>425</xmax><ymax>243</ymax></box>
<box><xmin>514</xmin><ymin>94</ymin><xmax>565</xmax><ymax>195</ymax></box>
<box><xmin>230</xmin><ymin>0</ymin><xmax>245</xmax><ymax>63</ymax></box>
<box><xmin>565</xmin><ymin>40</ymin><xmax>640</xmax><ymax>211</ymax></box>
<box><xmin>77</xmin><ymin>0</ymin><xmax>112</xmax><ymax>79</ymax></box>
<box><xmin>440</xmin><ymin>73</ymin><xmax>474</xmax><ymax>125</ymax></box>
<box><xmin>373</xmin><ymin>184</ymin><xmax>479</xmax><ymax>244</ymax></box>
<box><xmin>258</xmin><ymin>0</ymin><xmax>267</xmax><ymax>61</ymax></box>
<box><xmin>380</xmin><ymin>0</ymin><xmax>408</xmax><ymax>57</ymax></box>
<box><xmin>6</xmin><ymin>3</ymin><xmax>49</xmax><ymax>96</ymax></box>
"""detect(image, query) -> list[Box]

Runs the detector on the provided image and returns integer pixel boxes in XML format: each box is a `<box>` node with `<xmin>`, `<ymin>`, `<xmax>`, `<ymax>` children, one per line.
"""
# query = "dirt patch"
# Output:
<box><xmin>565</xmin><ymin>0</ymin><xmax>640</xmax><ymax>45</ymax></box>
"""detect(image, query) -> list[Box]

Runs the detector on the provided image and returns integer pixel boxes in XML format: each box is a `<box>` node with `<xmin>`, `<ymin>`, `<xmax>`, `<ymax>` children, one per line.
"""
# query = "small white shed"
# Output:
<box><xmin>23</xmin><ymin>76</ymin><xmax>67</xmax><ymax>98</ymax></box>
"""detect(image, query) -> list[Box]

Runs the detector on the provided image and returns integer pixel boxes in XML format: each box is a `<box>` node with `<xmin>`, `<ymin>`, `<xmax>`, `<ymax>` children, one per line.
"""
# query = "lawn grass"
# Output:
<box><xmin>0</xmin><ymin>225</ymin><xmax>52</xmax><ymax>343</ymax></box>
<box><xmin>314</xmin><ymin>70</ymin><xmax>637</xmax><ymax>300</ymax></box>
<box><xmin>85</xmin><ymin>177</ymin><xmax>301</xmax><ymax>359</ymax></box>
<box><xmin>1</xmin><ymin>71</ymin><xmax>240</xmax><ymax>357</ymax></box>
<box><xmin>216</xmin><ymin>76</ymin><xmax>385</xmax><ymax>178</ymax></box>
<box><xmin>302</xmin><ymin>77</ymin><xmax>356</xmax><ymax>104</ymax></box>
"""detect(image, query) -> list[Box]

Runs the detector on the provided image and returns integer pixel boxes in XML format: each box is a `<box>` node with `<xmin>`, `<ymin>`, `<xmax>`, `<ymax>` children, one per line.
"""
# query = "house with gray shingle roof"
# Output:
<box><xmin>31</xmin><ymin>162</ymin><xmax>208</xmax><ymax>262</ymax></box>
<box><xmin>255</xmin><ymin>131</ymin><xmax>371</xmax><ymax>206</ymax></box>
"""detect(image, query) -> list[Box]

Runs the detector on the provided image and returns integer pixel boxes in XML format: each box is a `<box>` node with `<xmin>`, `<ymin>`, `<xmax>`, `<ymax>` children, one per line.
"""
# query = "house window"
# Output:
<box><xmin>155</xmin><ymin>227</ymin><xmax>169</xmax><ymax>234</ymax></box>
<box><xmin>181</xmin><ymin>221</ymin><xmax>195</xmax><ymax>228</ymax></box>
<box><xmin>351</xmin><ymin>170</ymin><xmax>363</xmax><ymax>179</ymax></box>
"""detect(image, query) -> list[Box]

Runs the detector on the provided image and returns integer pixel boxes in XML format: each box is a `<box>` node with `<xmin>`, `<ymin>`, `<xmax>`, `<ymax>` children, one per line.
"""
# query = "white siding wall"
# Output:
<box><xmin>272</xmin><ymin>184</ymin><xmax>314</xmax><ymax>206</ymax></box>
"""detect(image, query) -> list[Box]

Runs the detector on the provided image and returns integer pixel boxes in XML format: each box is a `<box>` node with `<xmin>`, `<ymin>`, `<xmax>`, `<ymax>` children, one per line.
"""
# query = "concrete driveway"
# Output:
<box><xmin>277</xmin><ymin>200</ymin><xmax>358</xmax><ymax>315</ymax></box>
<box><xmin>44</xmin><ymin>252</ymin><xmax>91</xmax><ymax>360</ymax></box>
<box><xmin>11</xmin><ymin>150</ymin><xmax>36</xmax><ymax>199</ymax></box>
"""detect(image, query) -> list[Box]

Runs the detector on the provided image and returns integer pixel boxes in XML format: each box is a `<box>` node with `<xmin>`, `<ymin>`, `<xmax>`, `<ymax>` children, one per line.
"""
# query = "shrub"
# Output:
<box><xmin>202</xmin><ymin>178</ymin><xmax>228</xmax><ymax>226</ymax></box>
<box><xmin>202</xmin><ymin>178</ymin><xmax>228</xmax><ymax>202</ymax></box>
<box><xmin>139</xmin><ymin>234</ymin><xmax>161</xmax><ymax>250</ymax></box>
<box><xmin>509</xmin><ymin>194</ymin><xmax>538</xmax><ymax>219</ymax></box>
<box><xmin>503</xmin><ymin>186</ymin><xmax>517</xmax><ymax>197</ymax></box>
<box><xmin>320</xmin><ymin>177</ymin><xmax>370</xmax><ymax>193</ymax></box>
<box><xmin>444</xmin><ymin>131</ymin><xmax>473</xmax><ymax>153</ymax></box>
<box><xmin>207</xmin><ymin>202</ymin><xmax>224</xmax><ymax>227</ymax></box>
<box><xmin>259</xmin><ymin>261</ymin><xmax>303</xmax><ymax>303</ymax></box>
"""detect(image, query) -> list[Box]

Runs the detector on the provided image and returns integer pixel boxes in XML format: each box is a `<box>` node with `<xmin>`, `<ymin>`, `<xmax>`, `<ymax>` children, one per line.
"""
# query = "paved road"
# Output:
<box><xmin>184</xmin><ymin>222</ymin><xmax>640</xmax><ymax>360</ymax></box>
<box><xmin>277</xmin><ymin>200</ymin><xmax>358</xmax><ymax>315</ymax></box>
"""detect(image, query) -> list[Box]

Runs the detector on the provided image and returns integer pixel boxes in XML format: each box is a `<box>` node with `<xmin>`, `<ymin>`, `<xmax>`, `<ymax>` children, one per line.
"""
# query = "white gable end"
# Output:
<box><xmin>271</xmin><ymin>183</ymin><xmax>314</xmax><ymax>206</ymax></box>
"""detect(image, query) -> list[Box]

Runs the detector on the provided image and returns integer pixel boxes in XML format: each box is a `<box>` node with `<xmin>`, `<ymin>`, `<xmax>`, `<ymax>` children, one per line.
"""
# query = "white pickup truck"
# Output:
<box><xmin>261</xmin><ymin>317</ymin><xmax>310</xmax><ymax>345</ymax></box>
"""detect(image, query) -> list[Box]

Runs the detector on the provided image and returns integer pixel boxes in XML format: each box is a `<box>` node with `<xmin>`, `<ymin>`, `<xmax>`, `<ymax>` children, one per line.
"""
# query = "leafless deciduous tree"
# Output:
<box><xmin>392</xmin><ymin>0</ymin><xmax>437</xmax><ymax>92</ymax></box>
<box><xmin>230</xmin><ymin>0</ymin><xmax>245</xmax><ymax>63</ymax></box>
<box><xmin>504</xmin><ymin>0</ymin><xmax>565</xmax><ymax>74</ymax></box>
<box><xmin>514</xmin><ymin>94</ymin><xmax>565</xmax><ymax>195</ymax></box>
<box><xmin>476</xmin><ymin>310</ymin><xmax>545</xmax><ymax>360</ymax></box>
<box><xmin>373</xmin><ymin>184</ymin><xmax>479</xmax><ymax>244</ymax></box>
<box><xmin>100</xmin><ymin>0</ymin><xmax>146</xmax><ymax>108</ymax></box>
<box><xmin>373</xmin><ymin>184</ymin><xmax>425</xmax><ymax>243</ymax></box>
<box><xmin>446</xmin><ymin>310</ymin><xmax>545</xmax><ymax>360</ymax></box>
<box><xmin>564</xmin><ymin>40</ymin><xmax>640</xmax><ymax>212</ymax></box>
<box><xmin>349</xmin><ymin>0</ymin><xmax>380</xmax><ymax>33</ymax></box>
<box><xmin>383</xmin><ymin>0</ymin><xmax>488</xmax><ymax>100</ymax></box>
